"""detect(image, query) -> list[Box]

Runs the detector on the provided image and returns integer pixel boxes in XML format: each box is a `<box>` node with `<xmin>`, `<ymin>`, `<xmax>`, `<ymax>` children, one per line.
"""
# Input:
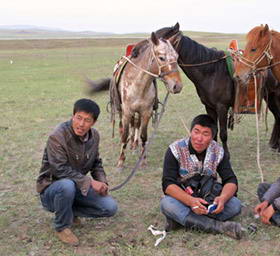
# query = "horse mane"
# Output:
<box><xmin>271</xmin><ymin>30</ymin><xmax>280</xmax><ymax>41</ymax></box>
<box><xmin>179</xmin><ymin>36</ymin><xmax>225</xmax><ymax>65</ymax></box>
<box><xmin>154</xmin><ymin>25</ymin><xmax>225</xmax><ymax>72</ymax></box>
<box><xmin>131</xmin><ymin>39</ymin><xmax>149</xmax><ymax>58</ymax></box>
<box><xmin>132</xmin><ymin>23</ymin><xmax>181</xmax><ymax>58</ymax></box>
<box><xmin>246</xmin><ymin>25</ymin><xmax>280</xmax><ymax>43</ymax></box>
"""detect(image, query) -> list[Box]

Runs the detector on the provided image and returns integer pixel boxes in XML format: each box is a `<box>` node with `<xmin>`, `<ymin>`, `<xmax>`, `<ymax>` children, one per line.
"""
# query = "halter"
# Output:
<box><xmin>122</xmin><ymin>39</ymin><xmax>179</xmax><ymax>82</ymax></box>
<box><xmin>236</xmin><ymin>39</ymin><xmax>273</xmax><ymax>73</ymax></box>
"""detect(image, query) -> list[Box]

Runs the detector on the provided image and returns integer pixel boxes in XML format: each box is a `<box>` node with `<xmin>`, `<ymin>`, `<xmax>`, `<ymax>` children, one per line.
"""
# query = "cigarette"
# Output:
<box><xmin>254</xmin><ymin>214</ymin><xmax>260</xmax><ymax>219</ymax></box>
<box><xmin>192</xmin><ymin>206</ymin><xmax>199</xmax><ymax>209</ymax></box>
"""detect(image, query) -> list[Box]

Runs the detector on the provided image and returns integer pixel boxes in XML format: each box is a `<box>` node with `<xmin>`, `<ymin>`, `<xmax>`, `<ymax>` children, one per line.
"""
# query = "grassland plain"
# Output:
<box><xmin>0</xmin><ymin>33</ymin><xmax>279</xmax><ymax>256</ymax></box>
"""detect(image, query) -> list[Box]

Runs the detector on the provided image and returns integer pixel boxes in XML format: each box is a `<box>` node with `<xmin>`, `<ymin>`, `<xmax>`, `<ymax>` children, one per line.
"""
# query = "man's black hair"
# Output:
<box><xmin>190</xmin><ymin>114</ymin><xmax>217</xmax><ymax>137</ymax></box>
<box><xmin>73</xmin><ymin>98</ymin><xmax>100</xmax><ymax>120</ymax></box>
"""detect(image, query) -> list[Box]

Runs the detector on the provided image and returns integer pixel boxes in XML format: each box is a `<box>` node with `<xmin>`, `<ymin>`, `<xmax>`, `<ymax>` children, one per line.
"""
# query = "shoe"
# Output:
<box><xmin>73</xmin><ymin>217</ymin><xmax>82</xmax><ymax>226</ymax></box>
<box><xmin>165</xmin><ymin>216</ymin><xmax>182</xmax><ymax>232</ymax></box>
<box><xmin>56</xmin><ymin>228</ymin><xmax>79</xmax><ymax>246</ymax></box>
<box><xmin>184</xmin><ymin>212</ymin><xmax>244</xmax><ymax>240</ymax></box>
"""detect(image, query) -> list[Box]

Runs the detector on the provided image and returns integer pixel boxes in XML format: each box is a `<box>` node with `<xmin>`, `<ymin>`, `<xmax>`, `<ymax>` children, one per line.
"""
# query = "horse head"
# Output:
<box><xmin>234</xmin><ymin>24</ymin><xmax>272</xmax><ymax>84</ymax></box>
<box><xmin>149</xmin><ymin>32</ymin><xmax>183</xmax><ymax>94</ymax></box>
<box><xmin>154</xmin><ymin>22</ymin><xmax>183</xmax><ymax>51</ymax></box>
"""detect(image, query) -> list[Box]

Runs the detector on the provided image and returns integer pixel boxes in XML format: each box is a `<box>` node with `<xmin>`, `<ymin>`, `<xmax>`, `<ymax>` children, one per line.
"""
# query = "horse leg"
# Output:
<box><xmin>131</xmin><ymin>113</ymin><xmax>141</xmax><ymax>150</ymax></box>
<box><xmin>205</xmin><ymin>106</ymin><xmax>218</xmax><ymax>141</ymax></box>
<box><xmin>130</xmin><ymin>115</ymin><xmax>136</xmax><ymax>150</ymax></box>
<box><xmin>118</xmin><ymin>112</ymin><xmax>123</xmax><ymax>137</ymax></box>
<box><xmin>117</xmin><ymin>114</ymin><xmax>131</xmax><ymax>169</ymax></box>
<box><xmin>139</xmin><ymin>111</ymin><xmax>152</xmax><ymax>167</ymax></box>
<box><xmin>217</xmin><ymin>106</ymin><xmax>230</xmax><ymax>157</ymax></box>
<box><xmin>265</xmin><ymin>91</ymin><xmax>280</xmax><ymax>152</ymax></box>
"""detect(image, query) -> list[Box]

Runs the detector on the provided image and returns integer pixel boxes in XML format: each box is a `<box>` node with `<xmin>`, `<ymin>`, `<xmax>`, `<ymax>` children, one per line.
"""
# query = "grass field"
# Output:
<box><xmin>0</xmin><ymin>33</ymin><xmax>279</xmax><ymax>256</ymax></box>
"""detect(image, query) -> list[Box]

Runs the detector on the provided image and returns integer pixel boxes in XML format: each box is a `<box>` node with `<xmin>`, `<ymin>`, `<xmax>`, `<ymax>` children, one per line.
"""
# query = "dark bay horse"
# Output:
<box><xmin>152</xmin><ymin>23</ymin><xmax>235</xmax><ymax>156</ymax></box>
<box><xmin>234</xmin><ymin>25</ymin><xmax>280</xmax><ymax>152</ymax></box>
<box><xmin>89</xmin><ymin>32</ymin><xmax>183</xmax><ymax>168</ymax></box>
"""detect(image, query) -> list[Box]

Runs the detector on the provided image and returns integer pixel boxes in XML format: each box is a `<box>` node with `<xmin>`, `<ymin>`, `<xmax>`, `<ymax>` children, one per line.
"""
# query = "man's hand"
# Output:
<box><xmin>91</xmin><ymin>179</ymin><xmax>108</xmax><ymax>196</ymax></box>
<box><xmin>189</xmin><ymin>197</ymin><xmax>208</xmax><ymax>215</ymax></box>
<box><xmin>254</xmin><ymin>200</ymin><xmax>269</xmax><ymax>216</ymax></box>
<box><xmin>212</xmin><ymin>195</ymin><xmax>226</xmax><ymax>214</ymax></box>
<box><xmin>260</xmin><ymin>205</ymin><xmax>275</xmax><ymax>225</ymax></box>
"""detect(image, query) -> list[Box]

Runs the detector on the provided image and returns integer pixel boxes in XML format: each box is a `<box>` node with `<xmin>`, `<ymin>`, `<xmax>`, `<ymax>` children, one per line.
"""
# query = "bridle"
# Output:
<box><xmin>122</xmin><ymin>39</ymin><xmax>179</xmax><ymax>82</ymax></box>
<box><xmin>235</xmin><ymin>38</ymin><xmax>273</xmax><ymax>73</ymax></box>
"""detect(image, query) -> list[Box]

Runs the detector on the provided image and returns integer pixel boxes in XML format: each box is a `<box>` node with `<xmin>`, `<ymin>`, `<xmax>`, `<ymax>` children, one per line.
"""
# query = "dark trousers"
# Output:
<box><xmin>40</xmin><ymin>178</ymin><xmax>118</xmax><ymax>231</ymax></box>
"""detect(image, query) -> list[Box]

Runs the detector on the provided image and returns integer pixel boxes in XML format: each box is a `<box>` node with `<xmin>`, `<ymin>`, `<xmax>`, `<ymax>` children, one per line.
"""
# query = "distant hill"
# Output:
<box><xmin>0</xmin><ymin>25</ymin><xmax>118</xmax><ymax>39</ymax></box>
<box><xmin>0</xmin><ymin>25</ymin><xmax>245</xmax><ymax>40</ymax></box>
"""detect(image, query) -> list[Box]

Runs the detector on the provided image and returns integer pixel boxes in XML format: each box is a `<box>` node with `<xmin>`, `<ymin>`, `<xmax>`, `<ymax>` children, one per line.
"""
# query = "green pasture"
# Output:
<box><xmin>0</xmin><ymin>34</ymin><xmax>279</xmax><ymax>256</ymax></box>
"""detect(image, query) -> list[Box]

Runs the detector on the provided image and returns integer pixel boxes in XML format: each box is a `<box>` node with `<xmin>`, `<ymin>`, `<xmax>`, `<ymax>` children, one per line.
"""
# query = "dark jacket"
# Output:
<box><xmin>36</xmin><ymin>120</ymin><xmax>107</xmax><ymax>195</ymax></box>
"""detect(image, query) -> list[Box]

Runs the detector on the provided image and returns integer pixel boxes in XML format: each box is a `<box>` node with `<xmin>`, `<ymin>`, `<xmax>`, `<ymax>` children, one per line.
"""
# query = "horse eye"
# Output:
<box><xmin>251</xmin><ymin>48</ymin><xmax>257</xmax><ymax>52</ymax></box>
<box><xmin>159</xmin><ymin>56</ymin><xmax>165</xmax><ymax>61</ymax></box>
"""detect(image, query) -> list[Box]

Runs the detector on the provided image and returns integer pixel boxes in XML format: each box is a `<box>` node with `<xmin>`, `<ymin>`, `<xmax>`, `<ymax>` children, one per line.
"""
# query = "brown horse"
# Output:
<box><xmin>234</xmin><ymin>25</ymin><xmax>280</xmax><ymax>151</ymax></box>
<box><xmin>234</xmin><ymin>24</ymin><xmax>280</xmax><ymax>83</ymax></box>
<box><xmin>88</xmin><ymin>32</ymin><xmax>183</xmax><ymax>169</ymax></box>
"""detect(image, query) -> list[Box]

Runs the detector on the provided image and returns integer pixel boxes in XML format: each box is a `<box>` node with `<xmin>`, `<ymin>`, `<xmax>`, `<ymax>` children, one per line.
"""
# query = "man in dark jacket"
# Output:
<box><xmin>36</xmin><ymin>98</ymin><xmax>118</xmax><ymax>246</ymax></box>
<box><xmin>160</xmin><ymin>114</ymin><xmax>243</xmax><ymax>239</ymax></box>
<box><xmin>254</xmin><ymin>178</ymin><xmax>280</xmax><ymax>226</ymax></box>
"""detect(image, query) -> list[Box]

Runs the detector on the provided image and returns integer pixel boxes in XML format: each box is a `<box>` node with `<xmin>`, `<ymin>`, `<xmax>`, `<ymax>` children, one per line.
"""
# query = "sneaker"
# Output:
<box><xmin>165</xmin><ymin>217</ymin><xmax>181</xmax><ymax>232</ymax></box>
<box><xmin>56</xmin><ymin>228</ymin><xmax>79</xmax><ymax>246</ymax></box>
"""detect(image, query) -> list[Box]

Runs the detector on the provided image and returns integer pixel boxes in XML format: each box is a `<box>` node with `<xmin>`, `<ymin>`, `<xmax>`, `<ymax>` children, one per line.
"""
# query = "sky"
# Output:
<box><xmin>2</xmin><ymin>0</ymin><xmax>280</xmax><ymax>34</ymax></box>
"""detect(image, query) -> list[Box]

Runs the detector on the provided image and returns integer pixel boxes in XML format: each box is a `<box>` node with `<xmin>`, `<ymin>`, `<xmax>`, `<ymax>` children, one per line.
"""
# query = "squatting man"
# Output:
<box><xmin>36</xmin><ymin>98</ymin><xmax>118</xmax><ymax>246</ymax></box>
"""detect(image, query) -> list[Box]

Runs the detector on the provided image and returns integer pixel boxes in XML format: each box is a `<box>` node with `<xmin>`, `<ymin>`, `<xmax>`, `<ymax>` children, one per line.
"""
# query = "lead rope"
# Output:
<box><xmin>109</xmin><ymin>92</ymin><xmax>170</xmax><ymax>192</ymax></box>
<box><xmin>253</xmin><ymin>73</ymin><xmax>264</xmax><ymax>182</ymax></box>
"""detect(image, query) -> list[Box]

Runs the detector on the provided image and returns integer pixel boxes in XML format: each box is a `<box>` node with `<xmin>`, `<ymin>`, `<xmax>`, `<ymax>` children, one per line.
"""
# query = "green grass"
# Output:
<box><xmin>0</xmin><ymin>35</ymin><xmax>279</xmax><ymax>256</ymax></box>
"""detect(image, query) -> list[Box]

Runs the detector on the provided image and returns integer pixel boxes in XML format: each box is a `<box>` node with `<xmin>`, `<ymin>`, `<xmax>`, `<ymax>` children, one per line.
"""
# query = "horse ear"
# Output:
<box><xmin>151</xmin><ymin>32</ymin><xmax>159</xmax><ymax>45</ymax></box>
<box><xmin>264</xmin><ymin>24</ymin><xmax>269</xmax><ymax>31</ymax></box>
<box><xmin>174</xmin><ymin>22</ymin><xmax>180</xmax><ymax>32</ymax></box>
<box><xmin>261</xmin><ymin>24</ymin><xmax>269</xmax><ymax>37</ymax></box>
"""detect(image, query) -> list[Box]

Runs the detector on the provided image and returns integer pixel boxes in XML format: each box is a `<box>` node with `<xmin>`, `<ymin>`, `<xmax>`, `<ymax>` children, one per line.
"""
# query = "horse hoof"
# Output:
<box><xmin>116</xmin><ymin>161</ymin><xmax>124</xmax><ymax>171</ymax></box>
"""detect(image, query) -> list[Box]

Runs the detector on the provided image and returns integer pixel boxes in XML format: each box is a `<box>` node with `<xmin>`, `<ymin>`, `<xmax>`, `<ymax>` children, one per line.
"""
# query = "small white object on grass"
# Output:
<box><xmin>147</xmin><ymin>225</ymin><xmax>166</xmax><ymax>247</ymax></box>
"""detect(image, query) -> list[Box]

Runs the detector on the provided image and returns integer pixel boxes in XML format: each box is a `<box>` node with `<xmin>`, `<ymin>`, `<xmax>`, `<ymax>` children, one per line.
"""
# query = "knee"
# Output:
<box><xmin>104</xmin><ymin>198</ymin><xmax>118</xmax><ymax>217</ymax></box>
<box><xmin>160</xmin><ymin>196</ymin><xmax>177</xmax><ymax>216</ymax></box>
<box><xmin>56</xmin><ymin>179</ymin><xmax>76</xmax><ymax>200</ymax></box>
<box><xmin>257</xmin><ymin>183</ymin><xmax>271</xmax><ymax>199</ymax></box>
<box><xmin>228</xmin><ymin>197</ymin><xmax>242</xmax><ymax>216</ymax></box>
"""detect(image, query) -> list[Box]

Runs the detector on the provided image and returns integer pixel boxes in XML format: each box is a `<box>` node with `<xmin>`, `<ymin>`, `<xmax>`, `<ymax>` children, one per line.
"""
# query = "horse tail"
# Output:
<box><xmin>85</xmin><ymin>77</ymin><xmax>111</xmax><ymax>94</ymax></box>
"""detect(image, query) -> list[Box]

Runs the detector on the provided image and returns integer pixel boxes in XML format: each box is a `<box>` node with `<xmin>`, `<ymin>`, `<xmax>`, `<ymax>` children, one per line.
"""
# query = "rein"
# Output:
<box><xmin>110</xmin><ymin>92</ymin><xmax>170</xmax><ymax>192</ymax></box>
<box><xmin>179</xmin><ymin>55</ymin><xmax>228</xmax><ymax>67</ymax></box>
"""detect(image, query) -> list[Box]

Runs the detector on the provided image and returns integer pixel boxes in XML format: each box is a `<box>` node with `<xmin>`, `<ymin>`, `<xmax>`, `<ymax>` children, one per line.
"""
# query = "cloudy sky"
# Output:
<box><xmin>2</xmin><ymin>0</ymin><xmax>280</xmax><ymax>33</ymax></box>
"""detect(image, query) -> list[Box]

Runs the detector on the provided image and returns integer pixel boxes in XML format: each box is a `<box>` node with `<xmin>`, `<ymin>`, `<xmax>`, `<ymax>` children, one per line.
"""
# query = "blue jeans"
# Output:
<box><xmin>40</xmin><ymin>178</ymin><xmax>118</xmax><ymax>231</ymax></box>
<box><xmin>160</xmin><ymin>195</ymin><xmax>242</xmax><ymax>226</ymax></box>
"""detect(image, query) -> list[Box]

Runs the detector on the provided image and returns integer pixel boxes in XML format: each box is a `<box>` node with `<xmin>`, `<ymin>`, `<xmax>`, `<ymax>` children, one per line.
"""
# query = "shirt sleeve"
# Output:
<box><xmin>87</xmin><ymin>129</ymin><xmax>107</xmax><ymax>183</ymax></box>
<box><xmin>262</xmin><ymin>178</ymin><xmax>280</xmax><ymax>205</ymax></box>
<box><xmin>216</xmin><ymin>153</ymin><xmax>238</xmax><ymax>186</ymax></box>
<box><xmin>162</xmin><ymin>147</ymin><xmax>181</xmax><ymax>193</ymax></box>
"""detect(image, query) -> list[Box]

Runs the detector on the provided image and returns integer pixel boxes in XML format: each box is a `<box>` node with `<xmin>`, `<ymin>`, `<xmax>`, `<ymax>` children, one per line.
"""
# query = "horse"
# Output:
<box><xmin>234</xmin><ymin>25</ymin><xmax>280</xmax><ymax>84</ymax></box>
<box><xmin>234</xmin><ymin>25</ymin><xmax>280</xmax><ymax>152</ymax></box>
<box><xmin>152</xmin><ymin>23</ymin><xmax>235</xmax><ymax>156</ymax></box>
<box><xmin>88</xmin><ymin>32</ymin><xmax>183</xmax><ymax>169</ymax></box>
